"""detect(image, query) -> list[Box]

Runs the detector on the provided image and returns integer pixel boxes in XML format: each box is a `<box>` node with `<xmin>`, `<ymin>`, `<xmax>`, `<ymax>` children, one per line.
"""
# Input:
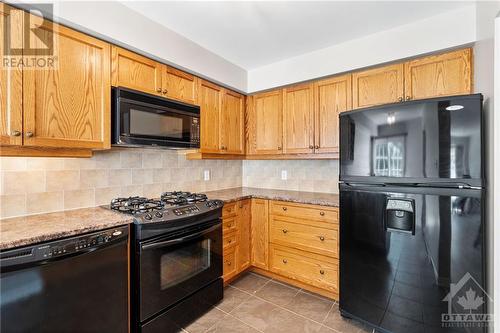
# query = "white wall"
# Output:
<box><xmin>247</xmin><ymin>5</ymin><xmax>476</xmax><ymax>93</ymax></box>
<box><xmin>494</xmin><ymin>13</ymin><xmax>500</xmax><ymax>333</ymax></box>
<box><xmin>11</xmin><ymin>1</ymin><xmax>247</xmax><ymax>93</ymax></box>
<box><xmin>473</xmin><ymin>2</ymin><xmax>500</xmax><ymax>332</ymax></box>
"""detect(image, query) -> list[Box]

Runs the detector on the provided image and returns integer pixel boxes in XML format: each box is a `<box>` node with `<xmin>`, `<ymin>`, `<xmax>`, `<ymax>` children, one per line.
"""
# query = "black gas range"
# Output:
<box><xmin>108</xmin><ymin>191</ymin><xmax>224</xmax><ymax>333</ymax></box>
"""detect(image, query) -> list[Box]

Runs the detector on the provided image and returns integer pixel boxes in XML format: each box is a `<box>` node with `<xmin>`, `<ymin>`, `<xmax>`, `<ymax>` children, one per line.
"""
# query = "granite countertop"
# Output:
<box><xmin>205</xmin><ymin>187</ymin><xmax>339</xmax><ymax>207</ymax></box>
<box><xmin>0</xmin><ymin>187</ymin><xmax>338</xmax><ymax>251</ymax></box>
<box><xmin>0</xmin><ymin>207</ymin><xmax>134</xmax><ymax>250</ymax></box>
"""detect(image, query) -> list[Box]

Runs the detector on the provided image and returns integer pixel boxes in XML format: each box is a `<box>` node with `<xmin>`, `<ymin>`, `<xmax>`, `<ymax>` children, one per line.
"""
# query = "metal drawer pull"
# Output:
<box><xmin>282</xmin><ymin>207</ymin><xmax>287</xmax><ymax>211</ymax></box>
<box><xmin>320</xmin><ymin>270</ymin><xmax>325</xmax><ymax>275</ymax></box>
<box><xmin>319</xmin><ymin>236</ymin><xmax>325</xmax><ymax>241</ymax></box>
<box><xmin>320</xmin><ymin>212</ymin><xmax>325</xmax><ymax>216</ymax></box>
<box><xmin>228</xmin><ymin>239</ymin><xmax>232</xmax><ymax>243</ymax></box>
<box><xmin>227</xmin><ymin>261</ymin><xmax>231</xmax><ymax>266</ymax></box>
<box><xmin>282</xmin><ymin>259</ymin><xmax>288</xmax><ymax>264</ymax></box>
<box><xmin>282</xmin><ymin>229</ymin><xmax>288</xmax><ymax>234</ymax></box>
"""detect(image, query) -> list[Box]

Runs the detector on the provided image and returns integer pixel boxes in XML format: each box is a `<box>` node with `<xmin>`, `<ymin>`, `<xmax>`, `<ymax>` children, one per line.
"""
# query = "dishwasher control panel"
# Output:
<box><xmin>0</xmin><ymin>226</ymin><xmax>128</xmax><ymax>268</ymax></box>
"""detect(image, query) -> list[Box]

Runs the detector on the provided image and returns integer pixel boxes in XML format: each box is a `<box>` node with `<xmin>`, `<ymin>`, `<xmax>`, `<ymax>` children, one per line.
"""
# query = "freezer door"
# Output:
<box><xmin>339</xmin><ymin>94</ymin><xmax>483</xmax><ymax>187</ymax></box>
<box><xmin>339</xmin><ymin>185</ymin><xmax>487</xmax><ymax>333</ymax></box>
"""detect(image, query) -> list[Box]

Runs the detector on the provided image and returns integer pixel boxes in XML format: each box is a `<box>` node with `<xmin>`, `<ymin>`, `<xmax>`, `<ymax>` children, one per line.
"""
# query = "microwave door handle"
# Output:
<box><xmin>140</xmin><ymin>223</ymin><xmax>220</xmax><ymax>251</ymax></box>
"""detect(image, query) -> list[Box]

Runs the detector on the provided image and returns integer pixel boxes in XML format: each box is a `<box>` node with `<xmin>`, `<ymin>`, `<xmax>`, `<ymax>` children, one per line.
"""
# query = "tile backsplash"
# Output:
<box><xmin>0</xmin><ymin>149</ymin><xmax>242</xmax><ymax>218</ymax></box>
<box><xmin>242</xmin><ymin>160</ymin><xmax>339</xmax><ymax>194</ymax></box>
<box><xmin>0</xmin><ymin>150</ymin><xmax>339</xmax><ymax>219</ymax></box>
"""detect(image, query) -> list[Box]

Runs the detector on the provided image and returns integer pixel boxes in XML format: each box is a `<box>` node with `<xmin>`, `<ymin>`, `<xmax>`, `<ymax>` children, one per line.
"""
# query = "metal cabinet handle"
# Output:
<box><xmin>277</xmin><ymin>146</ymin><xmax>282</xmax><ymax>150</ymax></box>
<box><xmin>398</xmin><ymin>97</ymin><xmax>403</xmax><ymax>102</ymax></box>
<box><xmin>282</xmin><ymin>207</ymin><xmax>287</xmax><ymax>211</ymax></box>
<box><xmin>319</xmin><ymin>236</ymin><xmax>325</xmax><ymax>241</ymax></box>
<box><xmin>156</xmin><ymin>88</ymin><xmax>162</xmax><ymax>93</ymax></box>
<box><xmin>227</xmin><ymin>261</ymin><xmax>231</xmax><ymax>266</ymax></box>
<box><xmin>320</xmin><ymin>270</ymin><xmax>325</xmax><ymax>275</ymax></box>
<box><xmin>315</xmin><ymin>145</ymin><xmax>319</xmax><ymax>149</ymax></box>
<box><xmin>163</xmin><ymin>89</ymin><xmax>168</xmax><ymax>94</ymax></box>
<box><xmin>320</xmin><ymin>211</ymin><xmax>325</xmax><ymax>216</ymax></box>
<box><xmin>309</xmin><ymin>145</ymin><xmax>314</xmax><ymax>149</ymax></box>
<box><xmin>11</xmin><ymin>130</ymin><xmax>21</xmax><ymax>137</ymax></box>
<box><xmin>282</xmin><ymin>259</ymin><xmax>288</xmax><ymax>264</ymax></box>
<box><xmin>26</xmin><ymin>131</ymin><xmax>34</xmax><ymax>138</ymax></box>
<box><xmin>282</xmin><ymin>229</ymin><xmax>288</xmax><ymax>234</ymax></box>
<box><xmin>406</xmin><ymin>96</ymin><xmax>412</xmax><ymax>101</ymax></box>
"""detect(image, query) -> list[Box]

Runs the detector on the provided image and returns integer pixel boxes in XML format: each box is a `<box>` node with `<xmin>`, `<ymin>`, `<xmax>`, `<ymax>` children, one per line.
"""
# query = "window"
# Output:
<box><xmin>372</xmin><ymin>136</ymin><xmax>405</xmax><ymax>177</ymax></box>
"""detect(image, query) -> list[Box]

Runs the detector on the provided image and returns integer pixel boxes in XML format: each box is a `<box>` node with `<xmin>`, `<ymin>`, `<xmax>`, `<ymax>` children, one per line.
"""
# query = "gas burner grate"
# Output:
<box><xmin>160</xmin><ymin>191</ymin><xmax>208</xmax><ymax>206</ymax></box>
<box><xmin>110</xmin><ymin>196</ymin><xmax>164</xmax><ymax>215</ymax></box>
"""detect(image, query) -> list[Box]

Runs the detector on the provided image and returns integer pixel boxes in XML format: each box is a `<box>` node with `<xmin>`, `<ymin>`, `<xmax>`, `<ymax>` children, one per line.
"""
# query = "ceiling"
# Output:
<box><xmin>123</xmin><ymin>1</ymin><xmax>472</xmax><ymax>70</ymax></box>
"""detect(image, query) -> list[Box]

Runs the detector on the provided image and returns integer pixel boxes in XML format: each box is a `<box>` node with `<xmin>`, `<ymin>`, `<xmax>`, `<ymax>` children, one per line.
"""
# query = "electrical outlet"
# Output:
<box><xmin>281</xmin><ymin>170</ymin><xmax>287</xmax><ymax>180</ymax></box>
<box><xmin>204</xmin><ymin>170</ymin><xmax>210</xmax><ymax>181</ymax></box>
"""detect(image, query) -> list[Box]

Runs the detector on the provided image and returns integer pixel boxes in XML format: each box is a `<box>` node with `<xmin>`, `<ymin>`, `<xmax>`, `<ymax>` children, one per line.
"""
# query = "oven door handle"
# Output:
<box><xmin>140</xmin><ymin>223</ymin><xmax>221</xmax><ymax>251</ymax></box>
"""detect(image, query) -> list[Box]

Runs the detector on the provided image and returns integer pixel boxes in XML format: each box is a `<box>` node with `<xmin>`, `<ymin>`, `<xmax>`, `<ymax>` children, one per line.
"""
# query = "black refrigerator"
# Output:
<box><xmin>339</xmin><ymin>94</ymin><xmax>489</xmax><ymax>333</ymax></box>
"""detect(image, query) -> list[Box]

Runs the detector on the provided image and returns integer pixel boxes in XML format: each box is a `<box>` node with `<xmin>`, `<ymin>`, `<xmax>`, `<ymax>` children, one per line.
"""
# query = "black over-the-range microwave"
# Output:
<box><xmin>112</xmin><ymin>87</ymin><xmax>200</xmax><ymax>149</ymax></box>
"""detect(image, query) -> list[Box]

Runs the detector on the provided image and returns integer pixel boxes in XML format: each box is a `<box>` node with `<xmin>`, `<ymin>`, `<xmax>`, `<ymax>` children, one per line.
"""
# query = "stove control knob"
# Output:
<box><xmin>155</xmin><ymin>211</ymin><xmax>163</xmax><ymax>218</ymax></box>
<box><xmin>144</xmin><ymin>213</ymin><xmax>153</xmax><ymax>220</ymax></box>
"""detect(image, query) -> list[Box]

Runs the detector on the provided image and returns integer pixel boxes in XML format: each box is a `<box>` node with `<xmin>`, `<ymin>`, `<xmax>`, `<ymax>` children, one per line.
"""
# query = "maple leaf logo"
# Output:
<box><xmin>457</xmin><ymin>288</ymin><xmax>484</xmax><ymax>312</ymax></box>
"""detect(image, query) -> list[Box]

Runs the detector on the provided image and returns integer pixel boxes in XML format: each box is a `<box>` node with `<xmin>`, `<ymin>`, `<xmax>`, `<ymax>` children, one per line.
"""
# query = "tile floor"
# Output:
<box><xmin>181</xmin><ymin>272</ymin><xmax>373</xmax><ymax>333</ymax></box>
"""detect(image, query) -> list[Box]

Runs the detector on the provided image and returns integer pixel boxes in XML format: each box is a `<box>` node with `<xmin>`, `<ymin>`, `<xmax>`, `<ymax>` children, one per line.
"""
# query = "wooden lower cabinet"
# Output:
<box><xmin>222</xmin><ymin>199</ymin><xmax>251</xmax><ymax>282</ymax></box>
<box><xmin>250</xmin><ymin>199</ymin><xmax>269</xmax><ymax>270</ymax></box>
<box><xmin>250</xmin><ymin>199</ymin><xmax>339</xmax><ymax>300</ymax></box>
<box><xmin>237</xmin><ymin>199</ymin><xmax>251</xmax><ymax>271</ymax></box>
<box><xmin>269</xmin><ymin>244</ymin><xmax>339</xmax><ymax>298</ymax></box>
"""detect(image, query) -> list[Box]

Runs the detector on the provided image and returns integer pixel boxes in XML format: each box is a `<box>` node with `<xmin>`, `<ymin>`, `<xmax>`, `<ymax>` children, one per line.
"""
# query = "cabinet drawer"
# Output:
<box><xmin>223</xmin><ymin>248</ymin><xmax>237</xmax><ymax>279</ymax></box>
<box><xmin>223</xmin><ymin>231</ymin><xmax>237</xmax><ymax>249</ymax></box>
<box><xmin>271</xmin><ymin>201</ymin><xmax>338</xmax><ymax>223</ymax></box>
<box><xmin>270</xmin><ymin>218</ymin><xmax>338</xmax><ymax>258</ymax></box>
<box><xmin>270</xmin><ymin>244</ymin><xmax>338</xmax><ymax>294</ymax></box>
<box><xmin>222</xmin><ymin>202</ymin><xmax>238</xmax><ymax>217</ymax></box>
<box><xmin>223</xmin><ymin>216</ymin><xmax>238</xmax><ymax>233</ymax></box>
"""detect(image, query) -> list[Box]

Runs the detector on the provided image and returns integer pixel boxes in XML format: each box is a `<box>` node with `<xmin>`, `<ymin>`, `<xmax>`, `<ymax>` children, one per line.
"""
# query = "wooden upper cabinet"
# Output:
<box><xmin>248</xmin><ymin>90</ymin><xmax>283</xmax><ymax>155</ymax></box>
<box><xmin>111</xmin><ymin>46</ymin><xmax>162</xmax><ymax>96</ymax></box>
<box><xmin>283</xmin><ymin>84</ymin><xmax>314</xmax><ymax>154</ymax></box>
<box><xmin>199</xmin><ymin>80</ymin><xmax>223</xmax><ymax>153</ymax></box>
<box><xmin>163</xmin><ymin>66</ymin><xmax>198</xmax><ymax>104</ymax></box>
<box><xmin>404</xmin><ymin>48</ymin><xmax>472</xmax><ymax>101</ymax></box>
<box><xmin>220</xmin><ymin>90</ymin><xmax>245</xmax><ymax>154</ymax></box>
<box><xmin>0</xmin><ymin>4</ymin><xmax>23</xmax><ymax>146</ymax></box>
<box><xmin>352</xmin><ymin>63</ymin><xmax>404</xmax><ymax>109</ymax></box>
<box><xmin>23</xmin><ymin>20</ymin><xmax>111</xmax><ymax>149</ymax></box>
<box><xmin>314</xmin><ymin>75</ymin><xmax>351</xmax><ymax>154</ymax></box>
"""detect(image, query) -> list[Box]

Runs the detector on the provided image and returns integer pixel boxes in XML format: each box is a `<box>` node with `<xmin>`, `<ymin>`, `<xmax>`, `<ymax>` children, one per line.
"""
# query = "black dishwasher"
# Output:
<box><xmin>0</xmin><ymin>225</ymin><xmax>129</xmax><ymax>333</ymax></box>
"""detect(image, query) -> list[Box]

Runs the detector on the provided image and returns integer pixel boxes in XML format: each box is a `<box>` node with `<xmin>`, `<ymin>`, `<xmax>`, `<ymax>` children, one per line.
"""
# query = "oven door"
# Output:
<box><xmin>138</xmin><ymin>221</ymin><xmax>222</xmax><ymax>322</ymax></box>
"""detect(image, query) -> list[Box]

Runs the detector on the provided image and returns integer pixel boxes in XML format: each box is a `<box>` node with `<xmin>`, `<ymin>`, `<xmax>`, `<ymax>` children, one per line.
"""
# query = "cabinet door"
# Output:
<box><xmin>352</xmin><ymin>63</ymin><xmax>404</xmax><ymax>109</ymax></box>
<box><xmin>248</xmin><ymin>90</ymin><xmax>283</xmax><ymax>155</ymax></box>
<box><xmin>199</xmin><ymin>80</ymin><xmax>222</xmax><ymax>153</ymax></box>
<box><xmin>0</xmin><ymin>4</ymin><xmax>23</xmax><ymax>146</ymax></box>
<box><xmin>220</xmin><ymin>90</ymin><xmax>245</xmax><ymax>154</ymax></box>
<box><xmin>404</xmin><ymin>48</ymin><xmax>472</xmax><ymax>101</ymax></box>
<box><xmin>163</xmin><ymin>65</ymin><xmax>198</xmax><ymax>104</ymax></box>
<box><xmin>111</xmin><ymin>46</ymin><xmax>162</xmax><ymax>96</ymax></box>
<box><xmin>23</xmin><ymin>22</ymin><xmax>111</xmax><ymax>149</ymax></box>
<box><xmin>283</xmin><ymin>84</ymin><xmax>314</xmax><ymax>154</ymax></box>
<box><xmin>237</xmin><ymin>199</ymin><xmax>251</xmax><ymax>271</ymax></box>
<box><xmin>314</xmin><ymin>75</ymin><xmax>351</xmax><ymax>154</ymax></box>
<box><xmin>251</xmin><ymin>199</ymin><xmax>269</xmax><ymax>270</ymax></box>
